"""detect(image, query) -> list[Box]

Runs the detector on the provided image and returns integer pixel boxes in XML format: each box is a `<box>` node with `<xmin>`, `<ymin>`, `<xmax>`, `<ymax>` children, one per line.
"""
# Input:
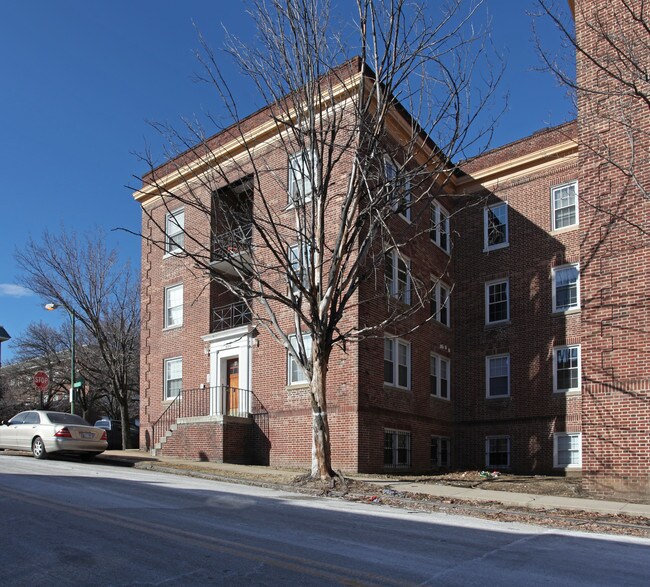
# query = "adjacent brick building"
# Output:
<box><xmin>135</xmin><ymin>0</ymin><xmax>649</xmax><ymax>497</ymax></box>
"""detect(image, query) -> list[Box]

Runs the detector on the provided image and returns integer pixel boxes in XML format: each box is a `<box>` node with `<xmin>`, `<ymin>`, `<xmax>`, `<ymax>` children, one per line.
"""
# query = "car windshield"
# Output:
<box><xmin>47</xmin><ymin>413</ymin><xmax>90</xmax><ymax>426</ymax></box>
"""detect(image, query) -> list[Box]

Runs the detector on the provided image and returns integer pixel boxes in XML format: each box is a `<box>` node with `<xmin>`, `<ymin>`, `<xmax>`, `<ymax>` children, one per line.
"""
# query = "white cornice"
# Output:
<box><xmin>133</xmin><ymin>72</ymin><xmax>364</xmax><ymax>205</ymax></box>
<box><xmin>457</xmin><ymin>140</ymin><xmax>578</xmax><ymax>190</ymax></box>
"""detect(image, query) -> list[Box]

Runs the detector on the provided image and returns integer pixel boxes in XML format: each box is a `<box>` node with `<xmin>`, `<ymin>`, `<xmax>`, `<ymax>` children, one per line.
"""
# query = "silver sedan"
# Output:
<box><xmin>0</xmin><ymin>410</ymin><xmax>108</xmax><ymax>460</ymax></box>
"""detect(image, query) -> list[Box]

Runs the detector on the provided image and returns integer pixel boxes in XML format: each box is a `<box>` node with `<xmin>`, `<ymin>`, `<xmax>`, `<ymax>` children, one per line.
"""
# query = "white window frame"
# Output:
<box><xmin>430</xmin><ymin>353</ymin><xmax>450</xmax><ymax>400</ymax></box>
<box><xmin>385</xmin><ymin>249</ymin><xmax>411</xmax><ymax>305</ymax></box>
<box><xmin>553</xmin><ymin>344</ymin><xmax>581</xmax><ymax>393</ymax></box>
<box><xmin>431</xmin><ymin>280</ymin><xmax>451</xmax><ymax>327</ymax></box>
<box><xmin>288</xmin><ymin>242</ymin><xmax>311</xmax><ymax>295</ymax></box>
<box><xmin>384</xmin><ymin>336</ymin><xmax>411</xmax><ymax>390</ymax></box>
<box><xmin>164</xmin><ymin>357</ymin><xmax>182</xmax><ymax>400</ymax></box>
<box><xmin>431</xmin><ymin>436</ymin><xmax>451</xmax><ymax>468</ymax></box>
<box><xmin>288</xmin><ymin>333</ymin><xmax>312</xmax><ymax>386</ymax></box>
<box><xmin>384</xmin><ymin>428</ymin><xmax>411</xmax><ymax>468</ymax></box>
<box><xmin>486</xmin><ymin>435</ymin><xmax>510</xmax><ymax>468</ymax></box>
<box><xmin>553</xmin><ymin>432</ymin><xmax>582</xmax><ymax>468</ymax></box>
<box><xmin>483</xmin><ymin>202</ymin><xmax>509</xmax><ymax>251</ymax></box>
<box><xmin>552</xmin><ymin>264</ymin><xmax>580</xmax><ymax>313</ymax></box>
<box><xmin>165</xmin><ymin>209</ymin><xmax>185</xmax><ymax>255</ymax></box>
<box><xmin>485</xmin><ymin>279</ymin><xmax>510</xmax><ymax>324</ymax></box>
<box><xmin>486</xmin><ymin>354</ymin><xmax>510</xmax><ymax>398</ymax></box>
<box><xmin>551</xmin><ymin>181</ymin><xmax>578</xmax><ymax>231</ymax></box>
<box><xmin>163</xmin><ymin>283</ymin><xmax>183</xmax><ymax>329</ymax></box>
<box><xmin>431</xmin><ymin>202</ymin><xmax>450</xmax><ymax>253</ymax></box>
<box><xmin>288</xmin><ymin>150</ymin><xmax>317</xmax><ymax>206</ymax></box>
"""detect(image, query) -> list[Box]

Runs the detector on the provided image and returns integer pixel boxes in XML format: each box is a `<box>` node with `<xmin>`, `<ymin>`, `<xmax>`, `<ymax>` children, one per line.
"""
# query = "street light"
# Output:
<box><xmin>45</xmin><ymin>303</ymin><xmax>76</xmax><ymax>415</ymax></box>
<box><xmin>0</xmin><ymin>325</ymin><xmax>10</xmax><ymax>370</ymax></box>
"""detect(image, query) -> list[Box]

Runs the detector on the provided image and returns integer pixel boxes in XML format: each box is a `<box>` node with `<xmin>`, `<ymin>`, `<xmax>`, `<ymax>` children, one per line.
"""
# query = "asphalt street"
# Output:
<box><xmin>1</xmin><ymin>453</ymin><xmax>649</xmax><ymax>586</ymax></box>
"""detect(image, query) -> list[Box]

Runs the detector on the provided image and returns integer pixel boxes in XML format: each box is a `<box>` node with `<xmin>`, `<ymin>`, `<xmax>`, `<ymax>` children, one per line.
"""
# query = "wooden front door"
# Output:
<box><xmin>227</xmin><ymin>358</ymin><xmax>239</xmax><ymax>414</ymax></box>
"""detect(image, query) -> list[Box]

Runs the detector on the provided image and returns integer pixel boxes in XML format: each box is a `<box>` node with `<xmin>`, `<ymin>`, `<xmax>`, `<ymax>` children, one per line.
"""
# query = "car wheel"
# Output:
<box><xmin>32</xmin><ymin>437</ymin><xmax>48</xmax><ymax>460</ymax></box>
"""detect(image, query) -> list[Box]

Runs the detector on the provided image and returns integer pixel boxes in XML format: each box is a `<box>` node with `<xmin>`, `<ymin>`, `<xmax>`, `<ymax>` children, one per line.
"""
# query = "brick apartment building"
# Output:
<box><xmin>135</xmin><ymin>0</ymin><xmax>649</xmax><ymax>497</ymax></box>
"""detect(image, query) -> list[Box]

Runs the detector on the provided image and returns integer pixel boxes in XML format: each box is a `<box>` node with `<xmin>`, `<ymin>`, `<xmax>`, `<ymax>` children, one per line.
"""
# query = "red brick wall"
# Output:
<box><xmin>356</xmin><ymin>179</ymin><xmax>455</xmax><ymax>473</ymax></box>
<box><xmin>453</xmin><ymin>138</ymin><xmax>582</xmax><ymax>474</ymax></box>
<box><xmin>139</xmin><ymin>194</ymin><xmax>213</xmax><ymax>450</ymax></box>
<box><xmin>574</xmin><ymin>0</ymin><xmax>650</xmax><ymax>497</ymax></box>
<box><xmin>158</xmin><ymin>419</ymin><xmax>251</xmax><ymax>463</ymax></box>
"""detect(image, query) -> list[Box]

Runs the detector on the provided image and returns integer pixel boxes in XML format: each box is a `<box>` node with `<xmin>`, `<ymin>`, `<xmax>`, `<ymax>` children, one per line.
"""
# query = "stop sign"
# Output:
<box><xmin>34</xmin><ymin>371</ymin><xmax>49</xmax><ymax>391</ymax></box>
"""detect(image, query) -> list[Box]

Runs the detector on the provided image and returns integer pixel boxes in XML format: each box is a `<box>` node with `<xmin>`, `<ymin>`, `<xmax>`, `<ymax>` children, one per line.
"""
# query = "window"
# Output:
<box><xmin>164</xmin><ymin>284</ymin><xmax>183</xmax><ymax>328</ymax></box>
<box><xmin>431</xmin><ymin>436</ymin><xmax>450</xmax><ymax>468</ymax></box>
<box><xmin>552</xmin><ymin>181</ymin><xmax>578</xmax><ymax>230</ymax></box>
<box><xmin>288</xmin><ymin>333</ymin><xmax>312</xmax><ymax>385</ymax></box>
<box><xmin>430</xmin><ymin>354</ymin><xmax>450</xmax><ymax>399</ymax></box>
<box><xmin>486</xmin><ymin>436</ymin><xmax>510</xmax><ymax>468</ymax></box>
<box><xmin>554</xmin><ymin>432</ymin><xmax>582</xmax><ymax>468</ymax></box>
<box><xmin>553</xmin><ymin>345</ymin><xmax>581</xmax><ymax>393</ymax></box>
<box><xmin>552</xmin><ymin>264</ymin><xmax>580</xmax><ymax>312</ymax></box>
<box><xmin>384</xmin><ymin>157</ymin><xmax>411</xmax><ymax>221</ymax></box>
<box><xmin>485</xmin><ymin>279</ymin><xmax>509</xmax><ymax>324</ymax></box>
<box><xmin>431</xmin><ymin>202</ymin><xmax>450</xmax><ymax>253</ymax></box>
<box><xmin>288</xmin><ymin>242</ymin><xmax>311</xmax><ymax>294</ymax></box>
<box><xmin>486</xmin><ymin>354</ymin><xmax>510</xmax><ymax>398</ymax></box>
<box><xmin>165</xmin><ymin>209</ymin><xmax>185</xmax><ymax>255</ymax></box>
<box><xmin>484</xmin><ymin>202</ymin><xmax>508</xmax><ymax>250</ymax></box>
<box><xmin>164</xmin><ymin>357</ymin><xmax>182</xmax><ymax>400</ymax></box>
<box><xmin>288</xmin><ymin>150</ymin><xmax>317</xmax><ymax>206</ymax></box>
<box><xmin>384</xmin><ymin>429</ymin><xmax>411</xmax><ymax>468</ymax></box>
<box><xmin>23</xmin><ymin>412</ymin><xmax>41</xmax><ymax>424</ymax></box>
<box><xmin>9</xmin><ymin>412</ymin><xmax>28</xmax><ymax>425</ymax></box>
<box><xmin>431</xmin><ymin>280</ymin><xmax>450</xmax><ymax>327</ymax></box>
<box><xmin>384</xmin><ymin>337</ymin><xmax>410</xmax><ymax>389</ymax></box>
<box><xmin>385</xmin><ymin>250</ymin><xmax>411</xmax><ymax>304</ymax></box>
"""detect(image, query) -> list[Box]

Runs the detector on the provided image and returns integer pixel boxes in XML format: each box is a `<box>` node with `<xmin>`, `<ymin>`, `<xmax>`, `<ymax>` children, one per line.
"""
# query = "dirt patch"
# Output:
<box><xmin>398</xmin><ymin>471</ymin><xmax>586</xmax><ymax>499</ymax></box>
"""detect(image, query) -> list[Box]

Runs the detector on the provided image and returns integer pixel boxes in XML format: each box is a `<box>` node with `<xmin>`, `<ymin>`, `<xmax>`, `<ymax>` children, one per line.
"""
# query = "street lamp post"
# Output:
<box><xmin>45</xmin><ymin>304</ymin><xmax>76</xmax><ymax>415</ymax></box>
<box><xmin>0</xmin><ymin>326</ymin><xmax>10</xmax><ymax>370</ymax></box>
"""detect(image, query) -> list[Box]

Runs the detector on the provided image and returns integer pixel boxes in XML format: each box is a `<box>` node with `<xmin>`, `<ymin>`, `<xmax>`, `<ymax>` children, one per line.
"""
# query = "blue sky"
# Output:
<box><xmin>0</xmin><ymin>1</ymin><xmax>572</xmax><ymax>363</ymax></box>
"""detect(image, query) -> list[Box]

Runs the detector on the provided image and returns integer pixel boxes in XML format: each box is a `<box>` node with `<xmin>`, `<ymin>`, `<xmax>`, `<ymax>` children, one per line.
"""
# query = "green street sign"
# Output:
<box><xmin>73</xmin><ymin>379</ymin><xmax>84</xmax><ymax>388</ymax></box>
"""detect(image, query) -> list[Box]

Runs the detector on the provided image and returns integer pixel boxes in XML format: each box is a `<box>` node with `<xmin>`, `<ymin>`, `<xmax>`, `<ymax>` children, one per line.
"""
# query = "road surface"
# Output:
<box><xmin>1</xmin><ymin>453</ymin><xmax>649</xmax><ymax>585</ymax></box>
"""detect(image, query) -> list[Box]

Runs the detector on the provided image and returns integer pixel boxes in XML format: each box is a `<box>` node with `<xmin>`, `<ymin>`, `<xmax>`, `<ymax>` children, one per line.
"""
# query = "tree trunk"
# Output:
<box><xmin>310</xmin><ymin>349</ymin><xmax>334</xmax><ymax>479</ymax></box>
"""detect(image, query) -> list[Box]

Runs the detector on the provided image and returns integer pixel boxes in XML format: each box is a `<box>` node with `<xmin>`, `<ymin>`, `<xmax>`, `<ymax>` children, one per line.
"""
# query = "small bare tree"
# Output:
<box><xmin>15</xmin><ymin>230</ymin><xmax>140</xmax><ymax>448</ymax></box>
<box><xmin>135</xmin><ymin>0</ymin><xmax>501</xmax><ymax>478</ymax></box>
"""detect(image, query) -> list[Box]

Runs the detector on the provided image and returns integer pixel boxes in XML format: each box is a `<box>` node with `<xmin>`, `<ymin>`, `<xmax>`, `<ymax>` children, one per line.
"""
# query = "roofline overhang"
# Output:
<box><xmin>456</xmin><ymin>139</ymin><xmax>578</xmax><ymax>191</ymax></box>
<box><xmin>133</xmin><ymin>69</ymin><xmax>365</xmax><ymax>205</ymax></box>
<box><xmin>133</xmin><ymin>60</ymin><xmax>456</xmax><ymax>206</ymax></box>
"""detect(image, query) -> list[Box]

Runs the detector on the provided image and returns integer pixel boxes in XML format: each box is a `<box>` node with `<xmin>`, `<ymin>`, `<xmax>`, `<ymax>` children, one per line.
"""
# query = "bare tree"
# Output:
<box><xmin>15</xmin><ymin>230</ymin><xmax>140</xmax><ymax>448</ymax></box>
<box><xmin>134</xmin><ymin>0</ymin><xmax>501</xmax><ymax>478</ymax></box>
<box><xmin>535</xmin><ymin>0</ymin><xmax>650</xmax><ymax>207</ymax></box>
<box><xmin>10</xmin><ymin>321</ymin><xmax>75</xmax><ymax>410</ymax></box>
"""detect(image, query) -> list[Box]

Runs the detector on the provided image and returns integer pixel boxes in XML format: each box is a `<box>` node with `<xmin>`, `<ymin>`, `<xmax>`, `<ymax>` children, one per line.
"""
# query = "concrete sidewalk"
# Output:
<box><xmin>100</xmin><ymin>450</ymin><xmax>650</xmax><ymax>519</ymax></box>
<box><xmin>364</xmin><ymin>479</ymin><xmax>650</xmax><ymax>518</ymax></box>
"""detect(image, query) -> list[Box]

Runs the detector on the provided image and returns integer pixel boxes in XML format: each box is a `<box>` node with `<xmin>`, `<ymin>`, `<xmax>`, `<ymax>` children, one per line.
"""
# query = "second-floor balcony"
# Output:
<box><xmin>212</xmin><ymin>301</ymin><xmax>252</xmax><ymax>332</ymax></box>
<box><xmin>211</xmin><ymin>223</ymin><xmax>253</xmax><ymax>275</ymax></box>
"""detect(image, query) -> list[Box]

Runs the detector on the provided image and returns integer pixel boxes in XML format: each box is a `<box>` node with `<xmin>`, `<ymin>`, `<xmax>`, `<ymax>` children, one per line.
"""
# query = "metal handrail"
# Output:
<box><xmin>151</xmin><ymin>387</ymin><xmax>210</xmax><ymax>449</ymax></box>
<box><xmin>150</xmin><ymin>385</ymin><xmax>268</xmax><ymax>449</ymax></box>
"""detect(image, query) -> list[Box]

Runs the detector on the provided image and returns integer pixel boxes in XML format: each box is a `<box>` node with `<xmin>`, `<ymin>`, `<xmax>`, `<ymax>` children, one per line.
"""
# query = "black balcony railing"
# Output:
<box><xmin>212</xmin><ymin>301</ymin><xmax>252</xmax><ymax>332</ymax></box>
<box><xmin>212</xmin><ymin>223</ymin><xmax>253</xmax><ymax>258</ymax></box>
